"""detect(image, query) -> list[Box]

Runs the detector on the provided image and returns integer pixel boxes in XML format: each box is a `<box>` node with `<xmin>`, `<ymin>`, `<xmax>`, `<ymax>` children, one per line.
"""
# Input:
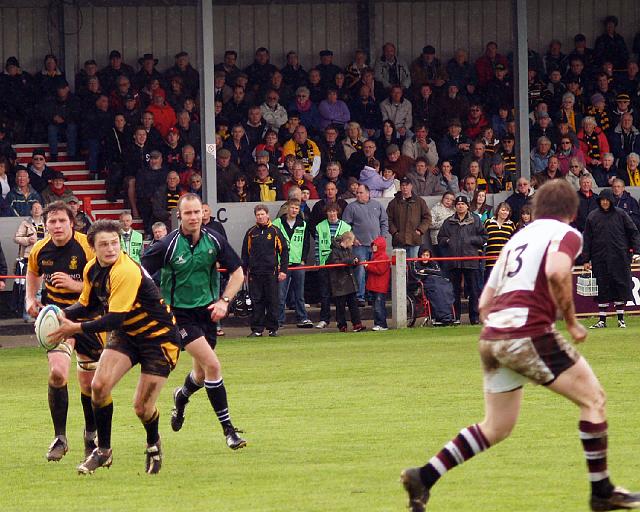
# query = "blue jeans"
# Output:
<box><xmin>87</xmin><ymin>138</ymin><xmax>101</xmax><ymax>171</ymax></box>
<box><xmin>352</xmin><ymin>245</ymin><xmax>372</xmax><ymax>301</ymax></box>
<box><xmin>278</xmin><ymin>265</ymin><xmax>308</xmax><ymax>324</ymax></box>
<box><xmin>48</xmin><ymin>123</ymin><xmax>77</xmax><ymax>157</ymax></box>
<box><xmin>371</xmin><ymin>291</ymin><xmax>388</xmax><ymax>328</ymax></box>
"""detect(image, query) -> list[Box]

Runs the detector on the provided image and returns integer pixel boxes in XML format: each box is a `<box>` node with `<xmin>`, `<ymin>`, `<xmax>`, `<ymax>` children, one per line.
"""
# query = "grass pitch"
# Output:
<box><xmin>1</xmin><ymin>319</ymin><xmax>639</xmax><ymax>512</ymax></box>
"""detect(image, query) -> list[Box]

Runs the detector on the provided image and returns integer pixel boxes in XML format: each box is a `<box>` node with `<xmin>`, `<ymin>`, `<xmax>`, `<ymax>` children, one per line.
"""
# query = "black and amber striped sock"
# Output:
<box><xmin>143</xmin><ymin>408</ymin><xmax>160</xmax><ymax>445</ymax></box>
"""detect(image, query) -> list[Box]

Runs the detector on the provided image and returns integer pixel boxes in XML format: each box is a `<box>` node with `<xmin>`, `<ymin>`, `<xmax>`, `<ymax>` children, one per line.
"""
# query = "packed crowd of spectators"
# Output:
<box><xmin>3</xmin><ymin>15</ymin><xmax>640</xmax><ymax>326</ymax></box>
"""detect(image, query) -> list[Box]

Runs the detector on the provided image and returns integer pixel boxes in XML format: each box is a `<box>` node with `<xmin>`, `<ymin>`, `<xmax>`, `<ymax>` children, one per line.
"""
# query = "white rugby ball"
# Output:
<box><xmin>35</xmin><ymin>305</ymin><xmax>63</xmax><ymax>350</ymax></box>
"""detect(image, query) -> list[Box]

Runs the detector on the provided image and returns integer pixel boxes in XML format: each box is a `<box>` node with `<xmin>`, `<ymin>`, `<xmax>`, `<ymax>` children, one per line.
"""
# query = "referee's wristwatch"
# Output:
<box><xmin>221</xmin><ymin>296</ymin><xmax>230</xmax><ymax>304</ymax></box>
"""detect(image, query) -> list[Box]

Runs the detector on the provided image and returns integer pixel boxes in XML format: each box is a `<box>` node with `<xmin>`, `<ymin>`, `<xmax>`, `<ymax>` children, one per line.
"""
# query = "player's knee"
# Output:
<box><xmin>203</xmin><ymin>359</ymin><xmax>221</xmax><ymax>377</ymax></box>
<box><xmin>91</xmin><ymin>377</ymin><xmax>110</xmax><ymax>403</ymax></box>
<box><xmin>49</xmin><ymin>367</ymin><xmax>68</xmax><ymax>387</ymax></box>
<box><xmin>133</xmin><ymin>398</ymin><xmax>154</xmax><ymax>420</ymax></box>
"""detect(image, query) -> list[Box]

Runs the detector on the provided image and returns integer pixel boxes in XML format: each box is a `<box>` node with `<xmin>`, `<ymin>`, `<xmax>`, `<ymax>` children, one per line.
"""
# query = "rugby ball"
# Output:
<box><xmin>35</xmin><ymin>305</ymin><xmax>63</xmax><ymax>350</ymax></box>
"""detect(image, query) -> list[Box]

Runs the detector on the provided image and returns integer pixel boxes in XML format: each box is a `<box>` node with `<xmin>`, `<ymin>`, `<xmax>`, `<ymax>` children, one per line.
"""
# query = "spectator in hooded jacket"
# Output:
<box><xmin>366</xmin><ymin>235</ymin><xmax>391</xmax><ymax>331</ymax></box>
<box><xmin>145</xmin><ymin>89</ymin><xmax>177</xmax><ymax>139</ymax></box>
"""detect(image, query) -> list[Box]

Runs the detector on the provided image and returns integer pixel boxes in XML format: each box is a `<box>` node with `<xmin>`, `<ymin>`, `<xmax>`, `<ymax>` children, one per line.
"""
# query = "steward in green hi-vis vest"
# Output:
<box><xmin>120</xmin><ymin>229</ymin><xmax>143</xmax><ymax>263</ymax></box>
<box><xmin>315</xmin><ymin>219</ymin><xmax>351</xmax><ymax>265</ymax></box>
<box><xmin>272</xmin><ymin>215</ymin><xmax>309</xmax><ymax>264</ymax></box>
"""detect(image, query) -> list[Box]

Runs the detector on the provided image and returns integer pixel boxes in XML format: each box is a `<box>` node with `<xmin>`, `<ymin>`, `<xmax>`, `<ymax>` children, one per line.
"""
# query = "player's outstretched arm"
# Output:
<box><xmin>546</xmin><ymin>251</ymin><xmax>587</xmax><ymax>343</ymax></box>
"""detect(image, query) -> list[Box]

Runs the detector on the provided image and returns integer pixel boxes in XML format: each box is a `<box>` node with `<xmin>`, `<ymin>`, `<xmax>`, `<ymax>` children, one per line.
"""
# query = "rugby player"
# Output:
<box><xmin>26</xmin><ymin>201</ymin><xmax>102</xmax><ymax>462</ymax></box>
<box><xmin>141</xmin><ymin>193</ymin><xmax>247</xmax><ymax>450</ymax></box>
<box><xmin>401</xmin><ymin>180</ymin><xmax>640</xmax><ymax>511</ymax></box>
<box><xmin>50</xmin><ymin>219</ymin><xmax>180</xmax><ymax>474</ymax></box>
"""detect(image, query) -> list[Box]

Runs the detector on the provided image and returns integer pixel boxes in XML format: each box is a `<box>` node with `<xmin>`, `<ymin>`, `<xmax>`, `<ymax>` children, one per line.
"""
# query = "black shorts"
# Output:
<box><xmin>106</xmin><ymin>329</ymin><xmax>180</xmax><ymax>378</ymax></box>
<box><xmin>49</xmin><ymin>332</ymin><xmax>105</xmax><ymax>363</ymax></box>
<box><xmin>172</xmin><ymin>306</ymin><xmax>218</xmax><ymax>350</ymax></box>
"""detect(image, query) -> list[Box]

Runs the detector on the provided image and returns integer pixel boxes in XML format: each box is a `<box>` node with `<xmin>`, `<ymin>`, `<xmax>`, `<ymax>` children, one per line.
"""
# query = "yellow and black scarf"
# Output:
<box><xmin>294</xmin><ymin>141</ymin><xmax>316</xmax><ymax>172</ymax></box>
<box><xmin>627</xmin><ymin>166</ymin><xmax>640</xmax><ymax>187</ymax></box>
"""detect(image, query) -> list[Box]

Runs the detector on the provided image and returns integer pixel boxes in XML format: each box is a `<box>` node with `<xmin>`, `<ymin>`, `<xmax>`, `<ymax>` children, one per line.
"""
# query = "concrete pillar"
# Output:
<box><xmin>391</xmin><ymin>248</ymin><xmax>407</xmax><ymax>329</ymax></box>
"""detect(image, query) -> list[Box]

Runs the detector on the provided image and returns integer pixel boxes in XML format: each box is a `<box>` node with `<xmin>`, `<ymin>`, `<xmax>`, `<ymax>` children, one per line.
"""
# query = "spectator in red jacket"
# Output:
<box><xmin>145</xmin><ymin>88</ymin><xmax>177</xmax><ymax>139</ymax></box>
<box><xmin>577</xmin><ymin>116</ymin><xmax>610</xmax><ymax>169</ymax></box>
<box><xmin>282</xmin><ymin>159</ymin><xmax>319</xmax><ymax>199</ymax></box>
<box><xmin>366</xmin><ymin>235</ymin><xmax>390</xmax><ymax>331</ymax></box>
<box><xmin>475</xmin><ymin>41</ymin><xmax>509</xmax><ymax>89</ymax></box>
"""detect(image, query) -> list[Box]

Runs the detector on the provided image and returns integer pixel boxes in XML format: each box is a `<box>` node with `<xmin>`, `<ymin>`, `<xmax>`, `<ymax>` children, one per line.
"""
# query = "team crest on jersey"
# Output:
<box><xmin>267</xmin><ymin>233</ymin><xmax>272</xmax><ymax>240</ymax></box>
<box><xmin>175</xmin><ymin>255</ymin><xmax>186</xmax><ymax>265</ymax></box>
<box><xmin>69</xmin><ymin>256</ymin><xmax>78</xmax><ymax>270</ymax></box>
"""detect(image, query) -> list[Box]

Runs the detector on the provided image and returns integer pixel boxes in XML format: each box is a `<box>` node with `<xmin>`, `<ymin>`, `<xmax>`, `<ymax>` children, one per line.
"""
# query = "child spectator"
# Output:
<box><xmin>516</xmin><ymin>205</ymin><xmax>532</xmax><ymax>232</ymax></box>
<box><xmin>327</xmin><ymin>231</ymin><xmax>365</xmax><ymax>332</ymax></box>
<box><xmin>339</xmin><ymin>177</ymin><xmax>359</xmax><ymax>200</ymax></box>
<box><xmin>366</xmin><ymin>235</ymin><xmax>390</xmax><ymax>331</ymax></box>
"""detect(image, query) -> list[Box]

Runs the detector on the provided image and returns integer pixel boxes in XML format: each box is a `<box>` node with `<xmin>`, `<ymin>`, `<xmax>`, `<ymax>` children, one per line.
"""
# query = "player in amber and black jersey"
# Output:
<box><xmin>51</xmin><ymin>219</ymin><xmax>179</xmax><ymax>475</ymax></box>
<box><xmin>26</xmin><ymin>201</ymin><xmax>102</xmax><ymax>463</ymax></box>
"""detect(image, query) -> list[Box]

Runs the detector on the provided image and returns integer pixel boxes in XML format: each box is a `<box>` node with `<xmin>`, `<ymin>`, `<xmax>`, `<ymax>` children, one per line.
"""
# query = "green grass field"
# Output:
<box><xmin>1</xmin><ymin>319</ymin><xmax>639</xmax><ymax>512</ymax></box>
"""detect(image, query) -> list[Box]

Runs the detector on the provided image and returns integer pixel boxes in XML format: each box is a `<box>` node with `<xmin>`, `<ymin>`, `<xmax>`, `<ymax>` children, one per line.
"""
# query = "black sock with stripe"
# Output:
<box><xmin>143</xmin><ymin>409</ymin><xmax>160</xmax><ymax>445</ymax></box>
<box><xmin>204</xmin><ymin>378</ymin><xmax>232</xmax><ymax>429</ymax></box>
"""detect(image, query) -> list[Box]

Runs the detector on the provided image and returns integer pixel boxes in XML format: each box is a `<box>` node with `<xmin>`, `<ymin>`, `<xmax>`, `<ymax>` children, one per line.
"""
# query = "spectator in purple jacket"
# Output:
<box><xmin>318</xmin><ymin>88</ymin><xmax>351</xmax><ymax>130</ymax></box>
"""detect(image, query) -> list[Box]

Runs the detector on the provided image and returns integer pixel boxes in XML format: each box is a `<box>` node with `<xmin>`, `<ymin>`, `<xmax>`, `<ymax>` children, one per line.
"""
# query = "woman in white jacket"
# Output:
<box><xmin>429</xmin><ymin>191</ymin><xmax>456</xmax><ymax>254</ymax></box>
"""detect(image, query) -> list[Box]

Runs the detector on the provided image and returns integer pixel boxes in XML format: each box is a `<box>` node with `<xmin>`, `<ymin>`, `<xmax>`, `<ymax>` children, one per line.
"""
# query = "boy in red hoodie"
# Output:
<box><xmin>366</xmin><ymin>236</ymin><xmax>391</xmax><ymax>331</ymax></box>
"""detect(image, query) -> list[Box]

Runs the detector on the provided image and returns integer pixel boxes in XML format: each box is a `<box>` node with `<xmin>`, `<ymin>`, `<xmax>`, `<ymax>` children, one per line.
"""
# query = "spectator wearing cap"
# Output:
<box><xmin>164</xmin><ymin>51</ymin><xmax>199</xmax><ymax>98</ymax></box>
<box><xmin>98</xmin><ymin>50</ymin><xmax>135</xmax><ymax>94</ymax></box>
<box><xmin>611</xmin><ymin>93</ymin><xmax>639</xmax><ymax>128</ymax></box>
<box><xmin>401</xmin><ymin>123</ymin><xmax>438</xmax><ymax>169</ymax></box>
<box><xmin>0</xmin><ymin>56</ymin><xmax>35</xmax><ymax>143</ymax></box>
<box><xmin>485</xmin><ymin>63</ymin><xmax>513</xmax><ymax>115</ymax></box>
<box><xmin>437</xmin><ymin>194</ymin><xmax>486</xmax><ymax>324</ymax></box>
<box><xmin>610</xmin><ymin>113</ymin><xmax>640</xmax><ymax>165</ymax></box>
<box><xmin>161</xmin><ymin>126</ymin><xmax>184</xmax><ymax>172</ymax></box>
<box><xmin>65</xmin><ymin>195</ymin><xmax>92</xmax><ymax>234</ymax></box>
<box><xmin>498</xmin><ymin>132</ymin><xmax>518</xmax><ymax>176</ymax></box>
<box><xmin>136</xmin><ymin>149</ymin><xmax>168</xmax><ymax>235</ymax></box>
<box><xmin>41</xmin><ymin>170</ymin><xmax>73</xmax><ymax>205</ymax></box>
<box><xmin>410</xmin><ymin>45</ymin><xmax>448</xmax><ymax>93</ymax></box>
<box><xmin>386</xmin><ymin>176</ymin><xmax>432</xmax><ymax>258</ymax></box>
<box><xmin>318</xmin><ymin>88</ymin><xmax>350</xmax><ymax>130</ymax></box>
<box><xmin>214</xmin><ymin>50</ymin><xmax>241</xmax><ymax>88</ymax></box>
<box><xmin>578</xmin><ymin>116</ymin><xmax>610</xmax><ymax>168</ymax></box>
<box><xmin>26</xmin><ymin>149</ymin><xmax>56</xmax><ymax>193</ymax></box>
<box><xmin>6</xmin><ymin>168</ymin><xmax>43</xmax><ymax>216</ymax></box>
<box><xmin>133</xmin><ymin>53</ymin><xmax>163</xmax><ymax>92</ymax></box>
<box><xmin>260</xmin><ymin>89</ymin><xmax>288</xmax><ymax>131</ymax></box>
<box><xmin>244</xmin><ymin>47</ymin><xmax>277</xmax><ymax>93</ymax></box>
<box><xmin>474</xmin><ymin>41</ymin><xmax>509</xmax><ymax>90</ymax></box>
<box><xmin>34</xmin><ymin>54</ymin><xmax>67</xmax><ymax>101</ymax></box>
<box><xmin>145</xmin><ymin>88</ymin><xmax>177</xmax><ymax>139</ymax></box>
<box><xmin>487</xmin><ymin>154</ymin><xmax>514</xmax><ymax>193</ymax></box>
<box><xmin>380</xmin><ymin>85</ymin><xmax>413</xmax><ymax>138</ymax></box>
<box><xmin>280</xmin><ymin>51</ymin><xmax>307</xmax><ymax>90</ymax></box>
<box><xmin>222</xmin><ymin>85</ymin><xmax>251</xmax><ymax>127</ymax></box>
<box><xmin>41</xmin><ymin>81</ymin><xmax>81</xmax><ymax>161</ymax></box>
<box><xmin>373</xmin><ymin>42</ymin><xmax>411</xmax><ymax>90</ymax></box>
<box><xmin>317</xmin><ymin>50</ymin><xmax>342</xmax><ymax>87</ymax></box>
<box><xmin>594</xmin><ymin>15</ymin><xmax>629</xmax><ymax>70</ymax></box>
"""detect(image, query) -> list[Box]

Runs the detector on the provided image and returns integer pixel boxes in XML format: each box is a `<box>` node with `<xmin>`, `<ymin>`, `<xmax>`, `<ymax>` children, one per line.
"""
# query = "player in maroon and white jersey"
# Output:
<box><xmin>401</xmin><ymin>180</ymin><xmax>640</xmax><ymax>512</ymax></box>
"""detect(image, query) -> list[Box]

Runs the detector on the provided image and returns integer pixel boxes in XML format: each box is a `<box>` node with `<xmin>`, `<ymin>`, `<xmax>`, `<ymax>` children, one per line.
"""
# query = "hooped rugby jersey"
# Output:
<box><xmin>28</xmin><ymin>231</ymin><xmax>94</xmax><ymax>307</ymax></box>
<box><xmin>480</xmin><ymin>219</ymin><xmax>582</xmax><ymax>340</ymax></box>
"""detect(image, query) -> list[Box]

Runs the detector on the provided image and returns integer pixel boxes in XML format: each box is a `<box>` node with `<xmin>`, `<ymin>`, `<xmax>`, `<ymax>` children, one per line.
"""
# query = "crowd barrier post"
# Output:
<box><xmin>391</xmin><ymin>248</ymin><xmax>407</xmax><ymax>329</ymax></box>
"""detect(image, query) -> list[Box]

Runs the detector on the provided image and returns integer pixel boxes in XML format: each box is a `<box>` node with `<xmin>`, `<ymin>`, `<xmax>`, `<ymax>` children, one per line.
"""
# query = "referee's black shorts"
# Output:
<box><xmin>172</xmin><ymin>306</ymin><xmax>218</xmax><ymax>350</ymax></box>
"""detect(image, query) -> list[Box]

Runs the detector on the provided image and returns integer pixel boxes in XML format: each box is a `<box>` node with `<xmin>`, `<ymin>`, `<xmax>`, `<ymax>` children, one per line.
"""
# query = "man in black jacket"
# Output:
<box><xmin>241</xmin><ymin>204</ymin><xmax>288</xmax><ymax>337</ymax></box>
<box><xmin>574</xmin><ymin>175</ymin><xmax>598</xmax><ymax>233</ymax></box>
<box><xmin>437</xmin><ymin>195</ymin><xmax>487</xmax><ymax>324</ymax></box>
<box><xmin>41</xmin><ymin>81</ymin><xmax>82</xmax><ymax>160</ymax></box>
<box><xmin>583</xmin><ymin>188</ymin><xmax>640</xmax><ymax>329</ymax></box>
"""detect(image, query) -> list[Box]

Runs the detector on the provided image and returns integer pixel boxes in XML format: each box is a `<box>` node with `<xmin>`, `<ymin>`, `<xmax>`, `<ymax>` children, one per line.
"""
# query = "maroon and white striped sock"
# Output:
<box><xmin>579</xmin><ymin>420</ymin><xmax>614</xmax><ymax>498</ymax></box>
<box><xmin>419</xmin><ymin>424</ymin><xmax>490</xmax><ymax>489</ymax></box>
